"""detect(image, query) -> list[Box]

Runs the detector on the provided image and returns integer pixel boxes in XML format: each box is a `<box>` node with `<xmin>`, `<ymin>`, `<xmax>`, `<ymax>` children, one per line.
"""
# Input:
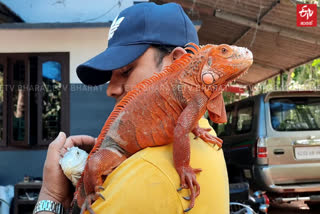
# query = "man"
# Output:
<box><xmin>34</xmin><ymin>3</ymin><xmax>229</xmax><ymax>214</ymax></box>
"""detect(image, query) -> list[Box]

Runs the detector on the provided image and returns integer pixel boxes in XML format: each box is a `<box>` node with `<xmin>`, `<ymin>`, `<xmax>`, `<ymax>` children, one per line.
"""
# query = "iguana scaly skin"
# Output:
<box><xmin>73</xmin><ymin>43</ymin><xmax>253</xmax><ymax>213</ymax></box>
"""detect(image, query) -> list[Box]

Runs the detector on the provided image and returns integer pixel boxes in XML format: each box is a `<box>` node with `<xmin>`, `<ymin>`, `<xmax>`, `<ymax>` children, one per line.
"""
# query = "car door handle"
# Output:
<box><xmin>274</xmin><ymin>149</ymin><xmax>284</xmax><ymax>155</ymax></box>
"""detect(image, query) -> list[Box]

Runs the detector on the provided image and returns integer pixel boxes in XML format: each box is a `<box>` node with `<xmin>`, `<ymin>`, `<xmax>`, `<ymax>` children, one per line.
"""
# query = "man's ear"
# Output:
<box><xmin>171</xmin><ymin>47</ymin><xmax>187</xmax><ymax>61</ymax></box>
<box><xmin>160</xmin><ymin>47</ymin><xmax>187</xmax><ymax>70</ymax></box>
<box><xmin>162</xmin><ymin>47</ymin><xmax>187</xmax><ymax>66</ymax></box>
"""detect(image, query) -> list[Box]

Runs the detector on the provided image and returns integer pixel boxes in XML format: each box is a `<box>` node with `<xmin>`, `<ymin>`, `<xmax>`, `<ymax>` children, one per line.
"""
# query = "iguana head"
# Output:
<box><xmin>185</xmin><ymin>43</ymin><xmax>253</xmax><ymax>123</ymax></box>
<box><xmin>198</xmin><ymin>44</ymin><xmax>253</xmax><ymax>87</ymax></box>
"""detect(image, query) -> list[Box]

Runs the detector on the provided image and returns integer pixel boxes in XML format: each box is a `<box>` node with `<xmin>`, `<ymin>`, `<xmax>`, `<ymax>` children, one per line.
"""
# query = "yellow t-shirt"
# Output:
<box><xmin>91</xmin><ymin>118</ymin><xmax>229</xmax><ymax>214</ymax></box>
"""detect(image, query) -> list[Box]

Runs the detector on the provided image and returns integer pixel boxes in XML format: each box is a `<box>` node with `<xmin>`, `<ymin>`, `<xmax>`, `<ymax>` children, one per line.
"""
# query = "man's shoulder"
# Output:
<box><xmin>91</xmin><ymin>143</ymin><xmax>185</xmax><ymax>213</ymax></box>
<box><xmin>93</xmin><ymin>141</ymin><xmax>228</xmax><ymax>213</ymax></box>
<box><xmin>106</xmin><ymin>117</ymin><xmax>224</xmax><ymax>186</ymax></box>
<box><xmin>91</xmin><ymin>118</ymin><xmax>229</xmax><ymax>213</ymax></box>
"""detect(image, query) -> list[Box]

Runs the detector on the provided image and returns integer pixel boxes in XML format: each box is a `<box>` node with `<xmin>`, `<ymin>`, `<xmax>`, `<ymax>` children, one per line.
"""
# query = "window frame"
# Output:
<box><xmin>211</xmin><ymin>104</ymin><xmax>235</xmax><ymax>137</ymax></box>
<box><xmin>0</xmin><ymin>57</ymin><xmax>8</xmax><ymax>147</ymax></box>
<box><xmin>7</xmin><ymin>54</ymin><xmax>30</xmax><ymax>146</ymax></box>
<box><xmin>37</xmin><ymin>54</ymin><xmax>70</xmax><ymax>146</ymax></box>
<box><xmin>235</xmin><ymin>101</ymin><xmax>254</xmax><ymax>135</ymax></box>
<box><xmin>0</xmin><ymin>52</ymin><xmax>70</xmax><ymax>149</ymax></box>
<box><xmin>269</xmin><ymin>97</ymin><xmax>320</xmax><ymax>132</ymax></box>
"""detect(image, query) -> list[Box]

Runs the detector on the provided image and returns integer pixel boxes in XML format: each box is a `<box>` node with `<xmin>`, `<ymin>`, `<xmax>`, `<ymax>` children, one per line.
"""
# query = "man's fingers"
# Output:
<box><xmin>49</xmin><ymin>132</ymin><xmax>67</xmax><ymax>151</ymax></box>
<box><xmin>63</xmin><ymin>135</ymin><xmax>96</xmax><ymax>154</ymax></box>
<box><xmin>45</xmin><ymin>132</ymin><xmax>67</xmax><ymax>167</ymax></box>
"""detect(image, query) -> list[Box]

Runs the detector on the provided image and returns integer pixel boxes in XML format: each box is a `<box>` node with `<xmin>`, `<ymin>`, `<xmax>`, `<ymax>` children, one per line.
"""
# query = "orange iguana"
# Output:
<box><xmin>71</xmin><ymin>43</ymin><xmax>253</xmax><ymax>213</ymax></box>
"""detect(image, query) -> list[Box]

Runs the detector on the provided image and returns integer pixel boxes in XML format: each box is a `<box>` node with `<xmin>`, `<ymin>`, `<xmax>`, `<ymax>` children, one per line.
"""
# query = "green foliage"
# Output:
<box><xmin>253</xmin><ymin>58</ymin><xmax>320</xmax><ymax>96</ymax></box>
<box><xmin>298</xmin><ymin>0</ymin><xmax>319</xmax><ymax>5</ymax></box>
<box><xmin>312</xmin><ymin>59</ymin><xmax>320</xmax><ymax>67</ymax></box>
<box><xmin>42</xmin><ymin>78</ymin><xmax>61</xmax><ymax>140</ymax></box>
<box><xmin>223</xmin><ymin>91</ymin><xmax>249</xmax><ymax>104</ymax></box>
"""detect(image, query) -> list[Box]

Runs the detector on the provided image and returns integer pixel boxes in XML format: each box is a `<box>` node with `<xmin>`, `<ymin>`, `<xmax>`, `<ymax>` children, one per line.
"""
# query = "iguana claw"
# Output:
<box><xmin>183</xmin><ymin>196</ymin><xmax>191</xmax><ymax>200</ymax></box>
<box><xmin>97</xmin><ymin>192</ymin><xmax>105</xmax><ymax>201</ymax></box>
<box><xmin>80</xmin><ymin>195</ymin><xmax>95</xmax><ymax>214</ymax></box>
<box><xmin>192</xmin><ymin>126</ymin><xmax>223</xmax><ymax>148</ymax></box>
<box><xmin>184</xmin><ymin>207</ymin><xmax>192</xmax><ymax>212</ymax></box>
<box><xmin>96</xmin><ymin>186</ymin><xmax>105</xmax><ymax>191</ymax></box>
<box><xmin>177</xmin><ymin>166</ymin><xmax>202</xmax><ymax>212</ymax></box>
<box><xmin>80</xmin><ymin>189</ymin><xmax>105</xmax><ymax>214</ymax></box>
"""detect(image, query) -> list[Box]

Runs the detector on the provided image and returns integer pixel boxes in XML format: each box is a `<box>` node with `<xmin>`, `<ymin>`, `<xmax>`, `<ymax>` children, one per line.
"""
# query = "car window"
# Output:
<box><xmin>236</xmin><ymin>105</ymin><xmax>253</xmax><ymax>134</ymax></box>
<box><xmin>215</xmin><ymin>110</ymin><xmax>233</xmax><ymax>136</ymax></box>
<box><xmin>270</xmin><ymin>97</ymin><xmax>320</xmax><ymax>131</ymax></box>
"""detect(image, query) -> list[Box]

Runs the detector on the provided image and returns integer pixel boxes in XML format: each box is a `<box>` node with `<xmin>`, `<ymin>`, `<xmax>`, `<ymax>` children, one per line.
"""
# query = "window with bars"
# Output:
<box><xmin>0</xmin><ymin>53</ymin><xmax>69</xmax><ymax>148</ymax></box>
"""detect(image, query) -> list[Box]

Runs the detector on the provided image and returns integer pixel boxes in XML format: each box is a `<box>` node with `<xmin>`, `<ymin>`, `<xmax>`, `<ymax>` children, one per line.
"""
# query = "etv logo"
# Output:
<box><xmin>297</xmin><ymin>4</ymin><xmax>317</xmax><ymax>27</ymax></box>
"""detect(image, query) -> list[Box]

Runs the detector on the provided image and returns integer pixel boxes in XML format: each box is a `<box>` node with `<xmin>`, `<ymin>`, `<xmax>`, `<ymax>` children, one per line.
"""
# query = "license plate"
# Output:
<box><xmin>295</xmin><ymin>146</ymin><xmax>320</xmax><ymax>160</ymax></box>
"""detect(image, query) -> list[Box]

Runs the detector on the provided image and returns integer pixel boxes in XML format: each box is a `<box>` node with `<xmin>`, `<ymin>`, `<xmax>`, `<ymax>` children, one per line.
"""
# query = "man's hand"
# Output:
<box><xmin>38</xmin><ymin>132</ymin><xmax>96</xmax><ymax>209</ymax></box>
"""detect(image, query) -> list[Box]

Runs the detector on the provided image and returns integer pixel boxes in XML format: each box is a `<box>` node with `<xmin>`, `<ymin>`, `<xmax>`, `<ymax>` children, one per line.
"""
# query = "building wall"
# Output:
<box><xmin>0</xmin><ymin>26</ymin><xmax>116</xmax><ymax>185</ymax></box>
<box><xmin>0</xmin><ymin>26</ymin><xmax>109</xmax><ymax>84</ymax></box>
<box><xmin>1</xmin><ymin>0</ymin><xmax>149</xmax><ymax>23</ymax></box>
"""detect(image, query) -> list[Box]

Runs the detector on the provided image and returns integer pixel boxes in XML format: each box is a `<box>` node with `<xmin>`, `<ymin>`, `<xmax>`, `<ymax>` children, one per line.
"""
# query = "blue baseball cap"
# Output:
<box><xmin>76</xmin><ymin>2</ymin><xmax>199</xmax><ymax>86</ymax></box>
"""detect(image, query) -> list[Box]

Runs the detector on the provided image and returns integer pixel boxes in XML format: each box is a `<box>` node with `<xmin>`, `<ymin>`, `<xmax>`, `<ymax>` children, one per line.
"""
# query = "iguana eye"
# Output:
<box><xmin>221</xmin><ymin>48</ymin><xmax>227</xmax><ymax>54</ymax></box>
<box><xmin>218</xmin><ymin>45</ymin><xmax>233</xmax><ymax>58</ymax></box>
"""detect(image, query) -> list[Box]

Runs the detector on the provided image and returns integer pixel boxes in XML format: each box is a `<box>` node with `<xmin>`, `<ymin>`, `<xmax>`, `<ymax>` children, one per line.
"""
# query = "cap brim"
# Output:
<box><xmin>76</xmin><ymin>44</ymin><xmax>150</xmax><ymax>86</ymax></box>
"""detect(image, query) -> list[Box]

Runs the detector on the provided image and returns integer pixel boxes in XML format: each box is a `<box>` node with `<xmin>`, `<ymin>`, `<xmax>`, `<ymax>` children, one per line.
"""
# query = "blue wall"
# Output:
<box><xmin>0</xmin><ymin>150</ymin><xmax>47</xmax><ymax>185</ymax></box>
<box><xmin>70</xmin><ymin>84</ymin><xmax>115</xmax><ymax>136</ymax></box>
<box><xmin>0</xmin><ymin>83</ymin><xmax>115</xmax><ymax>185</ymax></box>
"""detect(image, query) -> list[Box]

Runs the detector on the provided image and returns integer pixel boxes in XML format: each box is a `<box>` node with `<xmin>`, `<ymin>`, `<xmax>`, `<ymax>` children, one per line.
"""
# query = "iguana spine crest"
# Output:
<box><xmin>88</xmin><ymin>47</ymin><xmax>198</xmax><ymax>159</ymax></box>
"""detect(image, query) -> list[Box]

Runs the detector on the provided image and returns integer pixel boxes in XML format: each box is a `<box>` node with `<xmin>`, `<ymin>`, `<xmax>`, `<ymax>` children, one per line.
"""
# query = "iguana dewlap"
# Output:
<box><xmin>72</xmin><ymin>43</ymin><xmax>253</xmax><ymax>213</ymax></box>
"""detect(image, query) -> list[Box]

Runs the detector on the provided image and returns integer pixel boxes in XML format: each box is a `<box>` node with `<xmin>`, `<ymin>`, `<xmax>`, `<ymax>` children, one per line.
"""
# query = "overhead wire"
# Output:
<box><xmin>81</xmin><ymin>0</ymin><xmax>122</xmax><ymax>22</ymax></box>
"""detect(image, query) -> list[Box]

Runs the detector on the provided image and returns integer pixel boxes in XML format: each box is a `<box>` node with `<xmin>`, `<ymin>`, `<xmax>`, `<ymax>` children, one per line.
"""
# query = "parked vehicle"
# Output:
<box><xmin>229</xmin><ymin>182</ymin><xmax>269</xmax><ymax>214</ymax></box>
<box><xmin>211</xmin><ymin>91</ymin><xmax>320</xmax><ymax>210</ymax></box>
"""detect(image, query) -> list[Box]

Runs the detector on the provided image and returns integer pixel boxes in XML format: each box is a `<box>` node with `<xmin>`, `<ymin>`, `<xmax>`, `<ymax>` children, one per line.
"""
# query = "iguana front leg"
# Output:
<box><xmin>192</xmin><ymin>124</ymin><xmax>223</xmax><ymax>148</ymax></box>
<box><xmin>81</xmin><ymin>148</ymin><xmax>127</xmax><ymax>213</ymax></box>
<box><xmin>173</xmin><ymin>94</ymin><xmax>208</xmax><ymax>212</ymax></box>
